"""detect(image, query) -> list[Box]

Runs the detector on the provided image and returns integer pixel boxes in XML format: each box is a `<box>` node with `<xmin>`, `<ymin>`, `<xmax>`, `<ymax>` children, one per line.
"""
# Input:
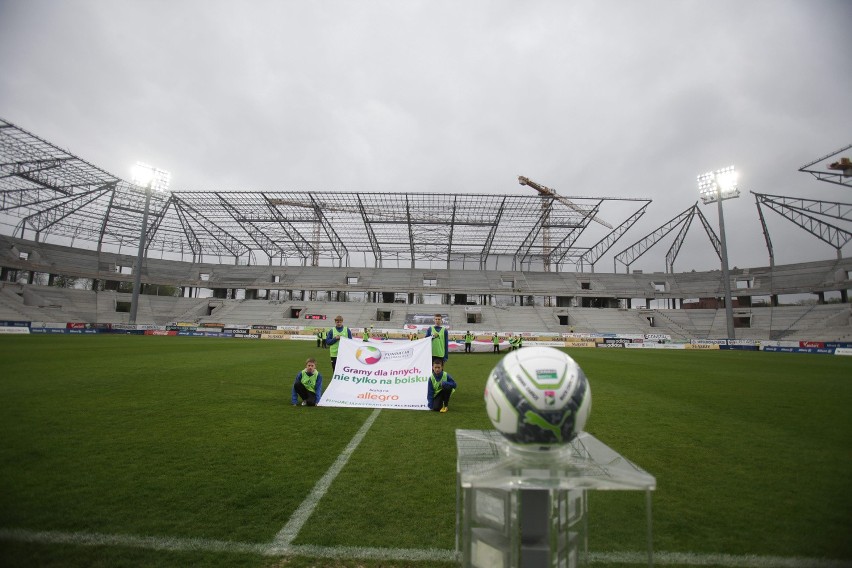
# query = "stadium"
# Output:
<box><xmin>0</xmin><ymin>118</ymin><xmax>850</xmax><ymax>343</ymax></box>
<box><xmin>1</xmin><ymin>117</ymin><xmax>851</xmax><ymax>568</ymax></box>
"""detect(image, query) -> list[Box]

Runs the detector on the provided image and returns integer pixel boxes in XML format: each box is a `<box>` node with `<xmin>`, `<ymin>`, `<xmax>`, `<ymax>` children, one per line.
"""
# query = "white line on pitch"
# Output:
<box><xmin>2</xmin><ymin>529</ymin><xmax>851</xmax><ymax>567</ymax></box>
<box><xmin>267</xmin><ymin>407</ymin><xmax>382</xmax><ymax>553</ymax></box>
<box><xmin>0</xmin><ymin>527</ymin><xmax>266</xmax><ymax>555</ymax></box>
<box><xmin>594</xmin><ymin>551</ymin><xmax>852</xmax><ymax>567</ymax></box>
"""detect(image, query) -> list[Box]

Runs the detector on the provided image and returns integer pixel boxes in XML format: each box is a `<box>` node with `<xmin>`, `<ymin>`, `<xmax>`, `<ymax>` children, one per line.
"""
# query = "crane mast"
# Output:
<box><xmin>518</xmin><ymin>176</ymin><xmax>613</xmax><ymax>229</ymax></box>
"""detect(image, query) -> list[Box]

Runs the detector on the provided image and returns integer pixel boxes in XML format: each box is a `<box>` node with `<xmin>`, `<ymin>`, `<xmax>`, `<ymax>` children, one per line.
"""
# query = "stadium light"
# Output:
<box><xmin>697</xmin><ymin>165</ymin><xmax>739</xmax><ymax>339</ymax></box>
<box><xmin>129</xmin><ymin>162</ymin><xmax>170</xmax><ymax>325</ymax></box>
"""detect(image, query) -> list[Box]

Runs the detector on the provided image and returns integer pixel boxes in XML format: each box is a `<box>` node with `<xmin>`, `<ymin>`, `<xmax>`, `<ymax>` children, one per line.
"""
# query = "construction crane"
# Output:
<box><xmin>518</xmin><ymin>176</ymin><xmax>613</xmax><ymax>229</ymax></box>
<box><xmin>516</xmin><ymin>176</ymin><xmax>609</xmax><ymax>274</ymax></box>
<box><xmin>828</xmin><ymin>156</ymin><xmax>852</xmax><ymax>176</ymax></box>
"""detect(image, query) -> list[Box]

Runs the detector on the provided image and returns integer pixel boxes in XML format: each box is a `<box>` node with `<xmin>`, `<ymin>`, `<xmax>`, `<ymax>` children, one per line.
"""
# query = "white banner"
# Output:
<box><xmin>727</xmin><ymin>338</ymin><xmax>759</xmax><ymax>345</ymax></box>
<box><xmin>0</xmin><ymin>326</ymin><xmax>30</xmax><ymax>334</ymax></box>
<box><xmin>626</xmin><ymin>342</ymin><xmax>686</xmax><ymax>349</ymax></box>
<box><xmin>318</xmin><ymin>337</ymin><xmax>432</xmax><ymax>410</ymax></box>
<box><xmin>448</xmin><ymin>339</ymin><xmax>510</xmax><ymax>353</ymax></box>
<box><xmin>760</xmin><ymin>340</ymin><xmax>801</xmax><ymax>348</ymax></box>
<box><xmin>645</xmin><ymin>333</ymin><xmax>672</xmax><ymax>341</ymax></box>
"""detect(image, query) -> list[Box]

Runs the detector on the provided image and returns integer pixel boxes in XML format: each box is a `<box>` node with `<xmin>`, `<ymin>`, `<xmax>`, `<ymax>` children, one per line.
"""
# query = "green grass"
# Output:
<box><xmin>1</xmin><ymin>336</ymin><xmax>851</xmax><ymax>567</ymax></box>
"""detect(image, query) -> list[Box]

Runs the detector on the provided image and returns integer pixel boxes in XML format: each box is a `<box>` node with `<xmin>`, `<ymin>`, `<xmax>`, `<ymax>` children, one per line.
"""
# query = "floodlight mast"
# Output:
<box><xmin>698</xmin><ymin>166</ymin><xmax>739</xmax><ymax>340</ymax></box>
<box><xmin>129</xmin><ymin>162</ymin><xmax>170</xmax><ymax>325</ymax></box>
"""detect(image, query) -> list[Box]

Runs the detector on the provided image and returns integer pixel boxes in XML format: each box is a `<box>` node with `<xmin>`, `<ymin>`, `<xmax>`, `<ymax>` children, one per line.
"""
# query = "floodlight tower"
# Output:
<box><xmin>129</xmin><ymin>162</ymin><xmax>170</xmax><ymax>325</ymax></box>
<box><xmin>698</xmin><ymin>166</ymin><xmax>739</xmax><ymax>339</ymax></box>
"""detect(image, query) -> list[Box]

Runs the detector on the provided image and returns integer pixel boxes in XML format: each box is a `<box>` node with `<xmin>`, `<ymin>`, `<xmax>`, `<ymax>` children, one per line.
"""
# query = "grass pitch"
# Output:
<box><xmin>0</xmin><ymin>335</ymin><xmax>850</xmax><ymax>567</ymax></box>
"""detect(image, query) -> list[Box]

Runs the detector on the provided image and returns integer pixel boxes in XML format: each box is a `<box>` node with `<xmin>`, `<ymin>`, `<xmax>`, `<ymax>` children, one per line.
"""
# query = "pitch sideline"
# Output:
<box><xmin>269</xmin><ymin>407</ymin><xmax>382</xmax><ymax>551</ymax></box>
<box><xmin>2</xmin><ymin>528</ymin><xmax>851</xmax><ymax>567</ymax></box>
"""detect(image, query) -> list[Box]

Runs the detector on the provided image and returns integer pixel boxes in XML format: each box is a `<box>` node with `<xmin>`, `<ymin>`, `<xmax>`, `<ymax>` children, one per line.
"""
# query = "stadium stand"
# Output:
<box><xmin>2</xmin><ymin>273</ymin><xmax>850</xmax><ymax>341</ymax></box>
<box><xmin>2</xmin><ymin>118</ymin><xmax>849</xmax><ymax>343</ymax></box>
<box><xmin>1</xmin><ymin>230</ymin><xmax>850</xmax><ymax>341</ymax></box>
<box><xmin>0</xmin><ymin>284</ymin><xmax>31</xmax><ymax>320</ymax></box>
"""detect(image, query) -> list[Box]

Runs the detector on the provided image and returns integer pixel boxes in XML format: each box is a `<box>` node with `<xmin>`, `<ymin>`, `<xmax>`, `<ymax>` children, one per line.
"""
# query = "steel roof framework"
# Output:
<box><xmin>612</xmin><ymin>204</ymin><xmax>724</xmax><ymax>274</ymax></box>
<box><xmin>1</xmin><ymin>118</ymin><xmax>656</xmax><ymax>271</ymax></box>
<box><xmin>4</xmin><ymin>118</ymin><xmax>847</xmax><ymax>273</ymax></box>
<box><xmin>798</xmin><ymin>144</ymin><xmax>852</xmax><ymax>188</ymax></box>
<box><xmin>752</xmin><ymin>192</ymin><xmax>852</xmax><ymax>260</ymax></box>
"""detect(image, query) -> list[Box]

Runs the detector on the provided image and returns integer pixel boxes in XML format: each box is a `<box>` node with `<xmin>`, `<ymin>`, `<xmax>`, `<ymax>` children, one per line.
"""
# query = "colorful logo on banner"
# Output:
<box><xmin>319</xmin><ymin>338</ymin><xmax>432</xmax><ymax>410</ymax></box>
<box><xmin>355</xmin><ymin>345</ymin><xmax>382</xmax><ymax>365</ymax></box>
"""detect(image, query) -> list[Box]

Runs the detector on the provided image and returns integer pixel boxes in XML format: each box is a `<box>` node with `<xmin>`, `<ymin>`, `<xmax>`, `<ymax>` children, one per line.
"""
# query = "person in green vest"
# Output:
<box><xmin>291</xmin><ymin>357</ymin><xmax>323</xmax><ymax>406</ymax></box>
<box><xmin>492</xmin><ymin>333</ymin><xmax>500</xmax><ymax>353</ymax></box>
<box><xmin>516</xmin><ymin>334</ymin><xmax>523</xmax><ymax>349</ymax></box>
<box><xmin>425</xmin><ymin>313</ymin><xmax>449</xmax><ymax>364</ymax></box>
<box><xmin>325</xmin><ymin>315</ymin><xmax>352</xmax><ymax>373</ymax></box>
<box><xmin>426</xmin><ymin>359</ymin><xmax>457</xmax><ymax>413</ymax></box>
<box><xmin>464</xmin><ymin>331</ymin><xmax>474</xmax><ymax>353</ymax></box>
<box><xmin>316</xmin><ymin>329</ymin><xmax>324</xmax><ymax>348</ymax></box>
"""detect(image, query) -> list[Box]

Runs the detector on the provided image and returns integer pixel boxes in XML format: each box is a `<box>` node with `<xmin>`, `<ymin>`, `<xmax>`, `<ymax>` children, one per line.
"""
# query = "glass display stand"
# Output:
<box><xmin>456</xmin><ymin>429</ymin><xmax>656</xmax><ymax>568</ymax></box>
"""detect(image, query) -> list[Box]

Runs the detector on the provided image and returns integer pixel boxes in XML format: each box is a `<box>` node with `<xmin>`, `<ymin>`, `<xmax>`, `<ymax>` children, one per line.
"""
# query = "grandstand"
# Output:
<box><xmin>1</xmin><ymin>251</ymin><xmax>850</xmax><ymax>341</ymax></box>
<box><xmin>0</xmin><ymin>118</ymin><xmax>850</xmax><ymax>342</ymax></box>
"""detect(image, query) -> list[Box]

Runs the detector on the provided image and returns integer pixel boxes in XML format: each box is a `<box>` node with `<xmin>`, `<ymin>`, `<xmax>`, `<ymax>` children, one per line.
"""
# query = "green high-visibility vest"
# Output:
<box><xmin>329</xmin><ymin>327</ymin><xmax>349</xmax><ymax>357</ymax></box>
<box><xmin>430</xmin><ymin>371</ymin><xmax>447</xmax><ymax>394</ymax></box>
<box><xmin>465</xmin><ymin>333</ymin><xmax>473</xmax><ymax>343</ymax></box>
<box><xmin>300</xmin><ymin>369</ymin><xmax>318</xmax><ymax>392</ymax></box>
<box><xmin>430</xmin><ymin>326</ymin><xmax>447</xmax><ymax>358</ymax></box>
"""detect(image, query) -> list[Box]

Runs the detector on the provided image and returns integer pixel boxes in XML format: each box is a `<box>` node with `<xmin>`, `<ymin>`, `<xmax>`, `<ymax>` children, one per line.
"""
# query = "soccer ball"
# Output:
<box><xmin>484</xmin><ymin>346</ymin><xmax>591</xmax><ymax>447</ymax></box>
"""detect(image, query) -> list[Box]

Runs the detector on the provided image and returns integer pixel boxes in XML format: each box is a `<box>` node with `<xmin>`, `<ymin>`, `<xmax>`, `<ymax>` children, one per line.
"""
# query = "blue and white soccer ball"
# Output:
<box><xmin>484</xmin><ymin>346</ymin><xmax>592</xmax><ymax>447</ymax></box>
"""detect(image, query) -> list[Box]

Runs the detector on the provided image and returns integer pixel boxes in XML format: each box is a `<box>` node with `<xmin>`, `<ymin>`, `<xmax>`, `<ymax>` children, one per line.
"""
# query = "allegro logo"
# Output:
<box><xmin>357</xmin><ymin>392</ymin><xmax>400</xmax><ymax>402</ymax></box>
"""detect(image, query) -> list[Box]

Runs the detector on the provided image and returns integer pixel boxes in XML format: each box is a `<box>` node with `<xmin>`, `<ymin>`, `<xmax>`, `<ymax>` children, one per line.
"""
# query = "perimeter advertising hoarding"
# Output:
<box><xmin>448</xmin><ymin>340</ymin><xmax>511</xmax><ymax>353</ymax></box>
<box><xmin>763</xmin><ymin>346</ymin><xmax>836</xmax><ymax>355</ymax></box>
<box><xmin>403</xmin><ymin>313</ymin><xmax>450</xmax><ymax>331</ymax></box>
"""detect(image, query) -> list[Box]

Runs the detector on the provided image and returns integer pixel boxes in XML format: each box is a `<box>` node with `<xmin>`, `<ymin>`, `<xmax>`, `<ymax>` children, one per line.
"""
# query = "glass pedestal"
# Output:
<box><xmin>456</xmin><ymin>429</ymin><xmax>656</xmax><ymax>568</ymax></box>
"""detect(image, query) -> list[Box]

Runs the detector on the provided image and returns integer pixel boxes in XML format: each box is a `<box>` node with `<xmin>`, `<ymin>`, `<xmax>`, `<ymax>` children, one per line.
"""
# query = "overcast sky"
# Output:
<box><xmin>1</xmin><ymin>0</ymin><xmax>850</xmax><ymax>274</ymax></box>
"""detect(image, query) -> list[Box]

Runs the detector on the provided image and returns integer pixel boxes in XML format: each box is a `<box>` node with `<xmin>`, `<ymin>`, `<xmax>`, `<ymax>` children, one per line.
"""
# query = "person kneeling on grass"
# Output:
<box><xmin>292</xmin><ymin>357</ymin><xmax>323</xmax><ymax>407</ymax></box>
<box><xmin>427</xmin><ymin>359</ymin><xmax>457</xmax><ymax>413</ymax></box>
